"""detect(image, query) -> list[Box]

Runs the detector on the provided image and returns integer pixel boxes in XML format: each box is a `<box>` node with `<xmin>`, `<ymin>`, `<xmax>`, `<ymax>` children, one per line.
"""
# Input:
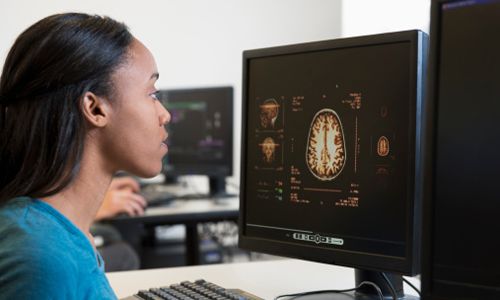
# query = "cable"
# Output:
<box><xmin>273</xmin><ymin>280</ymin><xmax>384</xmax><ymax>300</ymax></box>
<box><xmin>273</xmin><ymin>288</ymin><xmax>356</xmax><ymax>300</ymax></box>
<box><xmin>402</xmin><ymin>277</ymin><xmax>421</xmax><ymax>296</ymax></box>
<box><xmin>380</xmin><ymin>272</ymin><xmax>398</xmax><ymax>300</ymax></box>
<box><xmin>358</xmin><ymin>281</ymin><xmax>384</xmax><ymax>300</ymax></box>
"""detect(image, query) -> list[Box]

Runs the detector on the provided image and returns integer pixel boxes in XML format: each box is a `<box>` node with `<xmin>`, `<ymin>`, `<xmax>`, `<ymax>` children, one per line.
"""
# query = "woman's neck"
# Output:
<box><xmin>40</xmin><ymin>144</ymin><xmax>114</xmax><ymax>242</ymax></box>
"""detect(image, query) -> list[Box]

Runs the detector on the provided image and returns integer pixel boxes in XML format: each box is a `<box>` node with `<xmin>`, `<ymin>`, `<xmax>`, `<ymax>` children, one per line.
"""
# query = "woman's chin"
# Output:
<box><xmin>129</xmin><ymin>164</ymin><xmax>163</xmax><ymax>179</ymax></box>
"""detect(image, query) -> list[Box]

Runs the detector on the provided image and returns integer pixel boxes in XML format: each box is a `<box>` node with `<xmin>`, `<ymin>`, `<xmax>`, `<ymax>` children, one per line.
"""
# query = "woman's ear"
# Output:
<box><xmin>81</xmin><ymin>92</ymin><xmax>110</xmax><ymax>128</ymax></box>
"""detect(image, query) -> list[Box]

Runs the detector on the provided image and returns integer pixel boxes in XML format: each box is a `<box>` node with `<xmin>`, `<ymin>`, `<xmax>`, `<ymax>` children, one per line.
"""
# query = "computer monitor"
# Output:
<box><xmin>239</xmin><ymin>30</ymin><xmax>428</xmax><ymax>299</ymax></box>
<box><xmin>159</xmin><ymin>86</ymin><xmax>233</xmax><ymax>196</ymax></box>
<box><xmin>422</xmin><ymin>1</ymin><xmax>500</xmax><ymax>299</ymax></box>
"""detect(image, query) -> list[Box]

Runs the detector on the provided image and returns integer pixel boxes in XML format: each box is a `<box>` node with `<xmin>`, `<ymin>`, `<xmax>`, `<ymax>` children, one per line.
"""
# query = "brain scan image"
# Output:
<box><xmin>259</xmin><ymin>98</ymin><xmax>280</xmax><ymax>129</ymax></box>
<box><xmin>306</xmin><ymin>108</ymin><xmax>346</xmax><ymax>180</ymax></box>
<box><xmin>260</xmin><ymin>137</ymin><xmax>278</xmax><ymax>163</ymax></box>
<box><xmin>377</xmin><ymin>136</ymin><xmax>390</xmax><ymax>157</ymax></box>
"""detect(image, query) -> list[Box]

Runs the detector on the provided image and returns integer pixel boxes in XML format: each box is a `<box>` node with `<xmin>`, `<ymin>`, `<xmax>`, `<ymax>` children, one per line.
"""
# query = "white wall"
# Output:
<box><xmin>341</xmin><ymin>0</ymin><xmax>431</xmax><ymax>37</ymax></box>
<box><xmin>0</xmin><ymin>0</ymin><xmax>342</xmax><ymax>186</ymax></box>
<box><xmin>0</xmin><ymin>0</ymin><xmax>433</xmax><ymax>188</ymax></box>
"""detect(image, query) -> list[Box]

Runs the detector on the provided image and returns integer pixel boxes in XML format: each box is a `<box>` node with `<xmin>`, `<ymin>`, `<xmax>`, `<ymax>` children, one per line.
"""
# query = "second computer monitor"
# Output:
<box><xmin>239</xmin><ymin>30</ymin><xmax>427</xmax><ymax>299</ymax></box>
<box><xmin>422</xmin><ymin>0</ymin><xmax>500</xmax><ymax>299</ymax></box>
<box><xmin>160</xmin><ymin>86</ymin><xmax>233</xmax><ymax>195</ymax></box>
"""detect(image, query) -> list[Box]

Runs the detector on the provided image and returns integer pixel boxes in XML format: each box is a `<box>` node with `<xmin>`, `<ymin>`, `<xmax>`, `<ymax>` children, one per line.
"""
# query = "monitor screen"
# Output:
<box><xmin>239</xmin><ymin>30</ymin><xmax>427</xmax><ymax>298</ymax></box>
<box><xmin>422</xmin><ymin>0</ymin><xmax>500</xmax><ymax>299</ymax></box>
<box><xmin>159</xmin><ymin>87</ymin><xmax>233</xmax><ymax>183</ymax></box>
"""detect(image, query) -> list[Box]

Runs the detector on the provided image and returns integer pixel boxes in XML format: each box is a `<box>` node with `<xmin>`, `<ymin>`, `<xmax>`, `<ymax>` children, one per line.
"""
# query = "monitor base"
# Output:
<box><xmin>209</xmin><ymin>176</ymin><xmax>226</xmax><ymax>196</ymax></box>
<box><xmin>291</xmin><ymin>269</ymin><xmax>419</xmax><ymax>300</ymax></box>
<box><xmin>164</xmin><ymin>175</ymin><xmax>180</xmax><ymax>185</ymax></box>
<box><xmin>292</xmin><ymin>292</ymin><xmax>418</xmax><ymax>299</ymax></box>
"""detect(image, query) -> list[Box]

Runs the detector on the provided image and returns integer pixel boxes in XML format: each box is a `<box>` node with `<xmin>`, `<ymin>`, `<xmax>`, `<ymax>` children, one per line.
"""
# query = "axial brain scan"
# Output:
<box><xmin>306</xmin><ymin>108</ymin><xmax>346</xmax><ymax>180</ymax></box>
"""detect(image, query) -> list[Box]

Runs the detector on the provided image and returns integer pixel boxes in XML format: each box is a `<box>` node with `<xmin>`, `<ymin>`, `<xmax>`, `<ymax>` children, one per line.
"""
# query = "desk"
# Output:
<box><xmin>105</xmin><ymin>197</ymin><xmax>239</xmax><ymax>266</ymax></box>
<box><xmin>107</xmin><ymin>259</ymin><xmax>420</xmax><ymax>299</ymax></box>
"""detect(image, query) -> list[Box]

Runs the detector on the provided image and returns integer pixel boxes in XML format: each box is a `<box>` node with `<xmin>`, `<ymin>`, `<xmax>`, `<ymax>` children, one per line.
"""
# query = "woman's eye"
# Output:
<box><xmin>151</xmin><ymin>91</ymin><xmax>160</xmax><ymax>101</ymax></box>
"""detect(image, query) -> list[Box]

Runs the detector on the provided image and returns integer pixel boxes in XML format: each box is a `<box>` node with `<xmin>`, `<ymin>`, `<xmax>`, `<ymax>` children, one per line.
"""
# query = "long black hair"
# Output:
<box><xmin>0</xmin><ymin>13</ymin><xmax>133</xmax><ymax>203</ymax></box>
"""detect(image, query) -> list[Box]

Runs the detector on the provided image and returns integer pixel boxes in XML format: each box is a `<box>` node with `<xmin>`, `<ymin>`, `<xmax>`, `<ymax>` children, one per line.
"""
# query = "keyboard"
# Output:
<box><xmin>141</xmin><ymin>185</ymin><xmax>177</xmax><ymax>207</ymax></box>
<box><xmin>122</xmin><ymin>279</ymin><xmax>263</xmax><ymax>300</ymax></box>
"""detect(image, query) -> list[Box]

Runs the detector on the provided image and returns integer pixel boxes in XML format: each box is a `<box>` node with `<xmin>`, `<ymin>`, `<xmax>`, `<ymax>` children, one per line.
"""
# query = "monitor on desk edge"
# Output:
<box><xmin>421</xmin><ymin>0</ymin><xmax>500</xmax><ymax>299</ymax></box>
<box><xmin>158</xmin><ymin>86</ymin><xmax>234</xmax><ymax>196</ymax></box>
<box><xmin>239</xmin><ymin>30</ymin><xmax>428</xmax><ymax>299</ymax></box>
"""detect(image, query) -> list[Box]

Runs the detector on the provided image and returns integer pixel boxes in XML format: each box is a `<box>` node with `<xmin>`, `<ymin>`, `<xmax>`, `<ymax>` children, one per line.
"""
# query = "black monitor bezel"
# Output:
<box><xmin>239</xmin><ymin>30</ymin><xmax>428</xmax><ymax>276</ymax></box>
<box><xmin>160</xmin><ymin>86</ymin><xmax>234</xmax><ymax>178</ymax></box>
<box><xmin>421</xmin><ymin>0</ymin><xmax>442</xmax><ymax>297</ymax></box>
<box><xmin>422</xmin><ymin>0</ymin><xmax>500</xmax><ymax>298</ymax></box>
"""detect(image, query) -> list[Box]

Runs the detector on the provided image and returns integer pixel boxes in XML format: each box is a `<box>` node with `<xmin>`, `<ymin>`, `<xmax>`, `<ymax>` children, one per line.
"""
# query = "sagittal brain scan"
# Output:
<box><xmin>306</xmin><ymin>108</ymin><xmax>346</xmax><ymax>181</ymax></box>
<box><xmin>259</xmin><ymin>98</ymin><xmax>280</xmax><ymax>129</ymax></box>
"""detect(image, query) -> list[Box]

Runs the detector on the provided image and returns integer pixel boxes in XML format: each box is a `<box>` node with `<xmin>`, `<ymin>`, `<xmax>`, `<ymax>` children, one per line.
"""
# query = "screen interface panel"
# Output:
<box><xmin>244</xmin><ymin>42</ymin><xmax>413</xmax><ymax>258</ymax></box>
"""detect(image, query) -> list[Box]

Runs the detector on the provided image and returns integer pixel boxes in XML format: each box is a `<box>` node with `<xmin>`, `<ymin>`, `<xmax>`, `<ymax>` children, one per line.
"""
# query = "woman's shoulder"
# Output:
<box><xmin>1</xmin><ymin>197</ymin><xmax>79</xmax><ymax>234</ymax></box>
<box><xmin>0</xmin><ymin>198</ymin><xmax>84</xmax><ymax>297</ymax></box>
<box><xmin>1</xmin><ymin>197</ymin><xmax>67</xmax><ymax>237</ymax></box>
<box><xmin>0</xmin><ymin>247</ymin><xmax>79</xmax><ymax>299</ymax></box>
<box><xmin>0</xmin><ymin>203</ymin><xmax>78</xmax><ymax>269</ymax></box>
<box><xmin>0</xmin><ymin>197</ymin><xmax>44</xmax><ymax>241</ymax></box>
<box><xmin>0</xmin><ymin>227</ymin><xmax>79</xmax><ymax>298</ymax></box>
<box><xmin>0</xmin><ymin>196</ymin><xmax>32</xmax><ymax>217</ymax></box>
<box><xmin>0</xmin><ymin>197</ymin><xmax>87</xmax><ymax>263</ymax></box>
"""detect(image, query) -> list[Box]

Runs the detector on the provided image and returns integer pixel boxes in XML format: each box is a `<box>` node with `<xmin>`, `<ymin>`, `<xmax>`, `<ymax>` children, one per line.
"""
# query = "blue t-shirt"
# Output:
<box><xmin>0</xmin><ymin>197</ymin><xmax>117</xmax><ymax>299</ymax></box>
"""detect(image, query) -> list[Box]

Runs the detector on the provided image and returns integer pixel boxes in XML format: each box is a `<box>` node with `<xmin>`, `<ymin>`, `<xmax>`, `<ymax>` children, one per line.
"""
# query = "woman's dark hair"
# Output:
<box><xmin>0</xmin><ymin>13</ymin><xmax>133</xmax><ymax>203</ymax></box>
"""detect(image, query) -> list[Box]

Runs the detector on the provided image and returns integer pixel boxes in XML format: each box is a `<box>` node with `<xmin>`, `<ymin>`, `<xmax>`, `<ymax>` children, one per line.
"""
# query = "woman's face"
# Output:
<box><xmin>101</xmin><ymin>38</ymin><xmax>170</xmax><ymax>178</ymax></box>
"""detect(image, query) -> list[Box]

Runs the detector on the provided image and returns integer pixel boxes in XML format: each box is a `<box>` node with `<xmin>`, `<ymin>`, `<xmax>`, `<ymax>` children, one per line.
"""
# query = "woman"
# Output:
<box><xmin>0</xmin><ymin>13</ymin><xmax>170</xmax><ymax>299</ymax></box>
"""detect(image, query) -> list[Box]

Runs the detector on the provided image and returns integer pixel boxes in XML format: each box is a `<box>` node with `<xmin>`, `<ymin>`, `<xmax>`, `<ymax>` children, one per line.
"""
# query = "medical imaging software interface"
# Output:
<box><xmin>244</xmin><ymin>42</ymin><xmax>414</xmax><ymax>258</ymax></box>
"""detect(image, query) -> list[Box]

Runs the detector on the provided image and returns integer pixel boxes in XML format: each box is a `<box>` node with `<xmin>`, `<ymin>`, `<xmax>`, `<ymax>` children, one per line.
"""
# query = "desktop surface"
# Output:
<box><xmin>143</xmin><ymin>197</ymin><xmax>238</xmax><ymax>222</ymax></box>
<box><xmin>107</xmin><ymin>259</ymin><xmax>420</xmax><ymax>299</ymax></box>
<box><xmin>109</xmin><ymin>196</ymin><xmax>239</xmax><ymax>223</ymax></box>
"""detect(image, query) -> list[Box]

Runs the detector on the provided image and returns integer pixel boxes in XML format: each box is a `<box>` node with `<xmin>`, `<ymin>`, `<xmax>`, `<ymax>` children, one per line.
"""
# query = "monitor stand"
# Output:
<box><xmin>164</xmin><ymin>175</ymin><xmax>180</xmax><ymax>185</ymax></box>
<box><xmin>293</xmin><ymin>269</ymin><xmax>419</xmax><ymax>299</ymax></box>
<box><xmin>208</xmin><ymin>175</ymin><xmax>226</xmax><ymax>197</ymax></box>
